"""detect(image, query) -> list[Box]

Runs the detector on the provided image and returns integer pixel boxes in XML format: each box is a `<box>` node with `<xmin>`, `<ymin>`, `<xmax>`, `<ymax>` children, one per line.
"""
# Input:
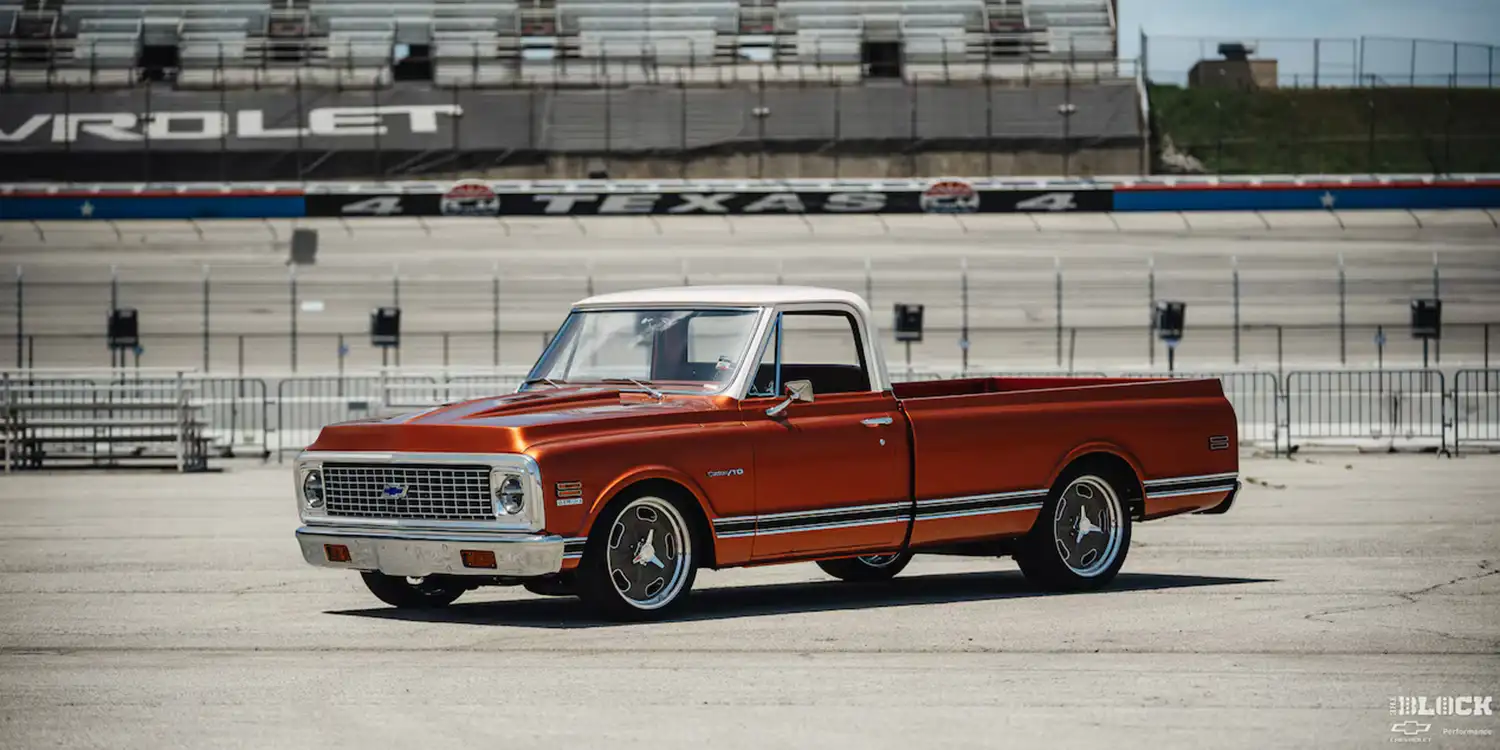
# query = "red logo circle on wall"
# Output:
<box><xmin>920</xmin><ymin>179</ymin><xmax>980</xmax><ymax>214</ymax></box>
<box><xmin>440</xmin><ymin>180</ymin><xmax>500</xmax><ymax>216</ymax></box>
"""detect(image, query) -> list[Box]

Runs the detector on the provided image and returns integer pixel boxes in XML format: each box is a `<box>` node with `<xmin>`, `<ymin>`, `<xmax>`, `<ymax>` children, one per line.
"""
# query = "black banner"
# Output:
<box><xmin>305</xmin><ymin>185</ymin><xmax>1113</xmax><ymax>217</ymax></box>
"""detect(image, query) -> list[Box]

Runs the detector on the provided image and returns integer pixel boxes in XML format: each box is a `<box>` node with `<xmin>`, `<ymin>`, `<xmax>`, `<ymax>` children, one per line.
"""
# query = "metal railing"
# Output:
<box><xmin>1453</xmin><ymin>369</ymin><xmax>1500</xmax><ymax>454</ymax></box>
<box><xmin>9</xmin><ymin>367</ymin><xmax>1500</xmax><ymax>464</ymax></box>
<box><xmin>1285</xmin><ymin>369</ymin><xmax>1450</xmax><ymax>453</ymax></box>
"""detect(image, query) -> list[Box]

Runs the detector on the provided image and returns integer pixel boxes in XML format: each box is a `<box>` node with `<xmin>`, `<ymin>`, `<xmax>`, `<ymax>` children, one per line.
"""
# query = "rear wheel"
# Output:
<box><xmin>1016</xmin><ymin>468</ymin><xmax>1132</xmax><ymax>592</ymax></box>
<box><xmin>360</xmin><ymin>572</ymin><xmax>466</xmax><ymax>609</ymax></box>
<box><xmin>816</xmin><ymin>551</ymin><xmax>912</xmax><ymax>582</ymax></box>
<box><xmin>576</xmin><ymin>493</ymin><xmax>700</xmax><ymax>621</ymax></box>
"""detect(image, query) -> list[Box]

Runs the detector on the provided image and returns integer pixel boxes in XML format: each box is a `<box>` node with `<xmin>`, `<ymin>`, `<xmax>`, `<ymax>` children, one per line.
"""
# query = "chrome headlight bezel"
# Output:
<box><xmin>492</xmin><ymin>470</ymin><xmax>526</xmax><ymax>516</ymax></box>
<box><xmin>300</xmin><ymin>467</ymin><xmax>325</xmax><ymax>509</ymax></box>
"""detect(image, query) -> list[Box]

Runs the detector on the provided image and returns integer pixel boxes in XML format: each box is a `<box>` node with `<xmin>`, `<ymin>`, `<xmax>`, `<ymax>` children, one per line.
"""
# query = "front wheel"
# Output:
<box><xmin>360</xmin><ymin>572</ymin><xmax>466</xmax><ymax>609</ymax></box>
<box><xmin>1016</xmin><ymin>469</ymin><xmax>1132</xmax><ymax>592</ymax></box>
<box><xmin>576</xmin><ymin>493</ymin><xmax>700</xmax><ymax>621</ymax></box>
<box><xmin>816</xmin><ymin>551</ymin><xmax>912</xmax><ymax>582</ymax></box>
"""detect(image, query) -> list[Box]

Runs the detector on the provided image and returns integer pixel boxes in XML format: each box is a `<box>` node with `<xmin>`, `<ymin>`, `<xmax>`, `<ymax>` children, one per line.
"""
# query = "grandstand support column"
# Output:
<box><xmin>1410</xmin><ymin>39</ymin><xmax>1418</xmax><ymax>87</ymax></box>
<box><xmin>1059</xmin><ymin>73</ymin><xmax>1076</xmax><ymax>178</ymax></box>
<box><xmin>833</xmin><ymin>81</ymin><xmax>843</xmax><ymax>178</ymax></box>
<box><xmin>604</xmin><ymin>67</ymin><xmax>613</xmax><ymax>177</ymax></box>
<box><xmin>219</xmin><ymin>77</ymin><xmax>229</xmax><ymax>182</ymax></box>
<box><xmin>142</xmin><ymin>82</ymin><xmax>153</xmax><ymax>183</ymax></box>
<box><xmin>909</xmin><ymin>82</ymin><xmax>919</xmax><ymax>176</ymax></box>
<box><xmin>372</xmin><ymin>84</ymin><xmax>383</xmax><ymax>180</ymax></box>
<box><xmin>679</xmin><ymin>80</ymin><xmax>688</xmax><ymax>179</ymax></box>
<box><xmin>984</xmin><ymin>74</ymin><xmax>993</xmax><ymax>175</ymax></box>
<box><xmin>756</xmin><ymin>67</ymin><xmax>767</xmax><ymax>178</ymax></box>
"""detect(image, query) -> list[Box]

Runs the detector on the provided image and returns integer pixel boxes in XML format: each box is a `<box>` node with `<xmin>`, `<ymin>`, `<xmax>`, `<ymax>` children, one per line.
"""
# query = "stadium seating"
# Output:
<box><xmin>2</xmin><ymin>0</ymin><xmax>1121</xmax><ymax>89</ymax></box>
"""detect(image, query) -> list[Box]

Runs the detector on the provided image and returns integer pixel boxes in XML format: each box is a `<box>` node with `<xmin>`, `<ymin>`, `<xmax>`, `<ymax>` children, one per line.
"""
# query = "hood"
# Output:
<box><xmin>305</xmin><ymin>385</ymin><xmax>729</xmax><ymax>454</ymax></box>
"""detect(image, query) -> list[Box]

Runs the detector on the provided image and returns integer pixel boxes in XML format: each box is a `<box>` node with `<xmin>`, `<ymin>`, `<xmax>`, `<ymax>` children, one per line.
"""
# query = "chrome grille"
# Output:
<box><xmin>322</xmin><ymin>463</ymin><xmax>494</xmax><ymax>521</ymax></box>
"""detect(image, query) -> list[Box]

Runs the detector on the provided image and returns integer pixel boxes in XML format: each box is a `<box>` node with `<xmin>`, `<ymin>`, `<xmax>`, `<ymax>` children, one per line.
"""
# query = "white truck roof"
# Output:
<box><xmin>575</xmin><ymin>285</ymin><xmax>872</xmax><ymax>316</ymax></box>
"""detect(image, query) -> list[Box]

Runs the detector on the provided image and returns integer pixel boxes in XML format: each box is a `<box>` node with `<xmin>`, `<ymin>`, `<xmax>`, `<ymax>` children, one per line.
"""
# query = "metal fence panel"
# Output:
<box><xmin>1454</xmin><ymin>369</ymin><xmax>1500</xmax><ymax>453</ymax></box>
<box><xmin>0</xmin><ymin>373</ymin><xmax>269</xmax><ymax>459</ymax></box>
<box><xmin>1286</xmin><ymin>369</ymin><xmax>1448</xmax><ymax>450</ymax></box>
<box><xmin>275</xmin><ymin>375</ymin><xmax>439</xmax><ymax>459</ymax></box>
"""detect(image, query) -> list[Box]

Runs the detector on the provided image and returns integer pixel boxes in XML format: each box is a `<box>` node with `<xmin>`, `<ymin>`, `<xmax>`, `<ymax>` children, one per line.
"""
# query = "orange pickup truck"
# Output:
<box><xmin>295</xmin><ymin>286</ymin><xmax>1239</xmax><ymax>620</ymax></box>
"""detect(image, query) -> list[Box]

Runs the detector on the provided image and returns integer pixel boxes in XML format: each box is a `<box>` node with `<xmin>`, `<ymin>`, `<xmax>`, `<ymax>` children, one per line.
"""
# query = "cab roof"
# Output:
<box><xmin>574</xmin><ymin>285</ymin><xmax>873</xmax><ymax>315</ymax></box>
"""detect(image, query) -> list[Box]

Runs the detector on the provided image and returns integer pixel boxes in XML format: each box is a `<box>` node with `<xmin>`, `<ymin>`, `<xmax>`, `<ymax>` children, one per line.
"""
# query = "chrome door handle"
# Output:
<box><xmin>861</xmin><ymin>416</ymin><xmax>893</xmax><ymax>427</ymax></box>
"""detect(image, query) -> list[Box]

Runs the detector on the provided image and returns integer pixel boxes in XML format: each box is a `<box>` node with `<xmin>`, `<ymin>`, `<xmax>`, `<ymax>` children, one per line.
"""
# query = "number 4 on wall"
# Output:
<box><xmin>341</xmin><ymin>196</ymin><xmax>404</xmax><ymax>216</ymax></box>
<box><xmin>1014</xmin><ymin>192</ymin><xmax>1078</xmax><ymax>212</ymax></box>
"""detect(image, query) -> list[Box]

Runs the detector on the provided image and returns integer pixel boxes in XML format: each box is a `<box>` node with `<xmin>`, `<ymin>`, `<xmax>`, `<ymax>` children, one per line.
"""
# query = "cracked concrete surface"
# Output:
<box><xmin>1</xmin><ymin>454</ymin><xmax>1498</xmax><ymax>749</ymax></box>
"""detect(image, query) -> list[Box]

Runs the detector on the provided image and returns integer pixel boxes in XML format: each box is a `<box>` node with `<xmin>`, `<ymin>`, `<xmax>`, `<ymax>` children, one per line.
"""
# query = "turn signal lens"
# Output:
<box><xmin>324</xmin><ymin>544</ymin><xmax>351</xmax><ymax>563</ymax></box>
<box><xmin>461</xmin><ymin>549</ymin><xmax>497</xmax><ymax>569</ymax></box>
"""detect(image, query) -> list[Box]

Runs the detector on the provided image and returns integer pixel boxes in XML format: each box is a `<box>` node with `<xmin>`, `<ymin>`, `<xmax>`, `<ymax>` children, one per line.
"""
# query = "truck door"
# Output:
<box><xmin>740</xmin><ymin>310</ymin><xmax>911</xmax><ymax>560</ymax></box>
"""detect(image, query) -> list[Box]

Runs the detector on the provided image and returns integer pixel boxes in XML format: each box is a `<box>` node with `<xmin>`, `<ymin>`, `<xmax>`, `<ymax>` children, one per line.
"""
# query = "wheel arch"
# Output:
<box><xmin>1046</xmin><ymin>444</ymin><xmax>1146</xmax><ymax>520</ymax></box>
<box><xmin>589</xmin><ymin>470</ymin><xmax>719</xmax><ymax>569</ymax></box>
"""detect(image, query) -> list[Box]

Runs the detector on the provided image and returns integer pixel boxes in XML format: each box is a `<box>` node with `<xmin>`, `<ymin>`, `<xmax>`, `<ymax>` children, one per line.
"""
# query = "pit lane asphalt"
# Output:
<box><xmin>1</xmin><ymin>453</ymin><xmax>1497</xmax><ymax>749</ymax></box>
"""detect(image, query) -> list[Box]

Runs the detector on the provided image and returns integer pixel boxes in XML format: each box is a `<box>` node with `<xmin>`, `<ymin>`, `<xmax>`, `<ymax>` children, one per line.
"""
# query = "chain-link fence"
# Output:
<box><xmin>1142</xmin><ymin>35</ymin><xmax>1499</xmax><ymax>89</ymax></box>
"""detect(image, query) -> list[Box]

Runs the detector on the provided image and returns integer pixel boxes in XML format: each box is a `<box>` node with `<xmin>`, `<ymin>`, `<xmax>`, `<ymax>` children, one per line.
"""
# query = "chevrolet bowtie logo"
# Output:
<box><xmin>1391</xmin><ymin>720</ymin><xmax>1431</xmax><ymax>736</ymax></box>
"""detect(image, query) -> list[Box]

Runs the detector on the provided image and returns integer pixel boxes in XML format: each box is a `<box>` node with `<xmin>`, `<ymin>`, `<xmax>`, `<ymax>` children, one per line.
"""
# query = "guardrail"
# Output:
<box><xmin>8</xmin><ymin>368</ymin><xmax>1499</xmax><ymax>464</ymax></box>
<box><xmin>2</xmin><ymin>176</ymin><xmax>1499</xmax><ymax>220</ymax></box>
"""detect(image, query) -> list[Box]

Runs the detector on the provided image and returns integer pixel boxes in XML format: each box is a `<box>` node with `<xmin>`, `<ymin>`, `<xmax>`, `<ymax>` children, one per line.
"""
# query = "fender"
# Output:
<box><xmin>588</xmin><ymin>463</ymin><xmax>716</xmax><ymax>528</ymax></box>
<box><xmin>1045</xmin><ymin>440</ymin><xmax>1147</xmax><ymax>497</ymax></box>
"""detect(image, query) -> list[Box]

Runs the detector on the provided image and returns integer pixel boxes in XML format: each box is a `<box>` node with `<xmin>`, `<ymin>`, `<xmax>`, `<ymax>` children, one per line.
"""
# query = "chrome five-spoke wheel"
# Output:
<box><xmin>1018</xmin><ymin>467</ymin><xmax>1133</xmax><ymax>592</ymax></box>
<box><xmin>579</xmin><ymin>494</ymin><xmax>700</xmax><ymax>619</ymax></box>
<box><xmin>1051</xmin><ymin>476</ymin><xmax>1124</xmax><ymax>578</ymax></box>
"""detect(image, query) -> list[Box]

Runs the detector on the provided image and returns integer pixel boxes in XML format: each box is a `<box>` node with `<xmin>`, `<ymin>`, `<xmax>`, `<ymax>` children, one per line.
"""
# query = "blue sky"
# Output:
<box><xmin>1118</xmin><ymin>0</ymin><xmax>1500</xmax><ymax>85</ymax></box>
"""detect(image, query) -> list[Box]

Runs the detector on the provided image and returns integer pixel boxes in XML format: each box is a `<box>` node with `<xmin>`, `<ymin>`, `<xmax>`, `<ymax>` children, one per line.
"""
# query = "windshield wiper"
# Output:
<box><xmin>600</xmin><ymin>377</ymin><xmax>664</xmax><ymax>401</ymax></box>
<box><xmin>522</xmin><ymin>377</ymin><xmax>563</xmax><ymax>389</ymax></box>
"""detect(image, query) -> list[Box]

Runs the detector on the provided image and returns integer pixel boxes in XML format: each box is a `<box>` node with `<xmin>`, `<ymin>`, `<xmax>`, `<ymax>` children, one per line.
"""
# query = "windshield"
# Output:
<box><xmin>527</xmin><ymin>308</ymin><xmax>762</xmax><ymax>393</ymax></box>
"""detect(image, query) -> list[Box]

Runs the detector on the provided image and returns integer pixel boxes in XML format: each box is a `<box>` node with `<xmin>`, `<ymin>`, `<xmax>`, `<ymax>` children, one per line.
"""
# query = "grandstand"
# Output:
<box><xmin>1</xmin><ymin>0</ymin><xmax>1120</xmax><ymax>88</ymax></box>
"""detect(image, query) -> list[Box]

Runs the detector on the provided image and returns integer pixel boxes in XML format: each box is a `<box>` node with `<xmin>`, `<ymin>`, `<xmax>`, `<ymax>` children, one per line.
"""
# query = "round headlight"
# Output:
<box><xmin>301</xmin><ymin>469</ymin><xmax>324</xmax><ymax>508</ymax></box>
<box><xmin>495</xmin><ymin>474</ymin><xmax>525</xmax><ymax>515</ymax></box>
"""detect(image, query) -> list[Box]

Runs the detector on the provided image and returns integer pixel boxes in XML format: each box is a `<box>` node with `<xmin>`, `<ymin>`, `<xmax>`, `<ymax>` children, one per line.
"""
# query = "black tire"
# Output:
<box><xmin>576</xmin><ymin>491</ymin><xmax>701</xmax><ymax>621</ymax></box>
<box><xmin>1016</xmin><ymin>464</ymin><xmax>1134</xmax><ymax>592</ymax></box>
<box><xmin>360</xmin><ymin>572</ymin><xmax>466</xmax><ymax>609</ymax></box>
<box><xmin>816</xmin><ymin>551</ymin><xmax>913</xmax><ymax>582</ymax></box>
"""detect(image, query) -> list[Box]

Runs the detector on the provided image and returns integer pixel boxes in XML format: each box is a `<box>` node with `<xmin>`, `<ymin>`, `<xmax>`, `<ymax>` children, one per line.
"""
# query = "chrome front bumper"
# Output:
<box><xmin>296</xmin><ymin>526</ymin><xmax>565</xmax><ymax>578</ymax></box>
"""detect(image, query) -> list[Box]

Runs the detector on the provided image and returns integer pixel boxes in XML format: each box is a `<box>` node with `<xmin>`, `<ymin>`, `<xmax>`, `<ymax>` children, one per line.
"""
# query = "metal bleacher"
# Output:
<box><xmin>2</xmin><ymin>0</ymin><xmax>1119</xmax><ymax>89</ymax></box>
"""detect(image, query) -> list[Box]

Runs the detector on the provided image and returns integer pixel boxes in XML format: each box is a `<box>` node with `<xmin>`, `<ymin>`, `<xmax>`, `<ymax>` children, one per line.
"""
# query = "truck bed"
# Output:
<box><xmin>890</xmin><ymin>375</ymin><xmax>1238</xmax><ymax>547</ymax></box>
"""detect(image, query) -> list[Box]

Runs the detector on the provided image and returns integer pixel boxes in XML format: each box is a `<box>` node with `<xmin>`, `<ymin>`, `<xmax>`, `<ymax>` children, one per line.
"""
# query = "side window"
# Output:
<box><xmin>753</xmin><ymin>311</ymin><xmax>871</xmax><ymax>396</ymax></box>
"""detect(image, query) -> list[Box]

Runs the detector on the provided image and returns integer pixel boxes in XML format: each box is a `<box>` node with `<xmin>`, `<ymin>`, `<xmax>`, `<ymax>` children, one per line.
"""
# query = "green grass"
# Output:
<box><xmin>1148</xmin><ymin>84</ymin><xmax>1500</xmax><ymax>174</ymax></box>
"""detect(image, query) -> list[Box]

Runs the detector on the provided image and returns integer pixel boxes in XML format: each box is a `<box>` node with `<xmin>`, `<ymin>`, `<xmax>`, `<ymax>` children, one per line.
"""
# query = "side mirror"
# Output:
<box><xmin>765</xmin><ymin>379</ymin><xmax>814</xmax><ymax>418</ymax></box>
